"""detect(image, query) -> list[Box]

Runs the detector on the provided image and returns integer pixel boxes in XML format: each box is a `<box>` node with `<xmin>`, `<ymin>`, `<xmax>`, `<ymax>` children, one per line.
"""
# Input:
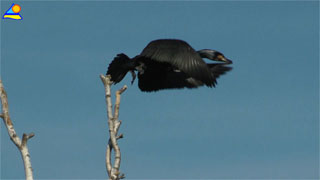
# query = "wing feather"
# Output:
<box><xmin>140</xmin><ymin>39</ymin><xmax>214</xmax><ymax>86</ymax></box>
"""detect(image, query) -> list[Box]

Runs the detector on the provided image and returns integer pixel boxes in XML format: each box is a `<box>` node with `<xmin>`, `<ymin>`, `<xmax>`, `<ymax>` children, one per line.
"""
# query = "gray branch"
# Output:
<box><xmin>100</xmin><ymin>75</ymin><xmax>127</xmax><ymax>180</ymax></box>
<box><xmin>0</xmin><ymin>80</ymin><xmax>34</xmax><ymax>180</ymax></box>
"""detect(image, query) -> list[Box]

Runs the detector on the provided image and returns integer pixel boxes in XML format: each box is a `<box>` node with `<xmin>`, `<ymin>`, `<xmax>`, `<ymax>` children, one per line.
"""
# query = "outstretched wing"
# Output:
<box><xmin>140</xmin><ymin>39</ymin><xmax>214</xmax><ymax>86</ymax></box>
<box><xmin>137</xmin><ymin>60</ymin><xmax>198</xmax><ymax>92</ymax></box>
<box><xmin>138</xmin><ymin>61</ymin><xmax>233</xmax><ymax>92</ymax></box>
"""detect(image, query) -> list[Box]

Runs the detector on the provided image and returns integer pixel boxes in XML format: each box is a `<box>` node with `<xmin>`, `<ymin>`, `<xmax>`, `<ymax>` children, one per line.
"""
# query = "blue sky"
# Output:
<box><xmin>1</xmin><ymin>1</ymin><xmax>319</xmax><ymax>179</ymax></box>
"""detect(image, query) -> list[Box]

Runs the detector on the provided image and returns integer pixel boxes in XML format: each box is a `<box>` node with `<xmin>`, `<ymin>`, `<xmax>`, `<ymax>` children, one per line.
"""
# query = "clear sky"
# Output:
<box><xmin>1</xmin><ymin>1</ymin><xmax>319</xmax><ymax>179</ymax></box>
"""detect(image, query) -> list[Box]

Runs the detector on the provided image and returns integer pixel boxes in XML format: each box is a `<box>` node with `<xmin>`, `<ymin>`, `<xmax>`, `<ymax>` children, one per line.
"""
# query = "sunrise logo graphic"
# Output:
<box><xmin>3</xmin><ymin>3</ymin><xmax>22</xmax><ymax>20</ymax></box>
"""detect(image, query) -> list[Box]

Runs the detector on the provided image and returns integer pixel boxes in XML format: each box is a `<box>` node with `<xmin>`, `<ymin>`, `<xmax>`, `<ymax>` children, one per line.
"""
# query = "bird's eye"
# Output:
<box><xmin>217</xmin><ymin>55</ymin><xmax>224</xmax><ymax>60</ymax></box>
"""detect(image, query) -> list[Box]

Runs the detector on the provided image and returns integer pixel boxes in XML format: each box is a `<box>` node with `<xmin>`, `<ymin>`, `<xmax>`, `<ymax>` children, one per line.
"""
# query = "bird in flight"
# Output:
<box><xmin>107</xmin><ymin>39</ymin><xmax>233</xmax><ymax>92</ymax></box>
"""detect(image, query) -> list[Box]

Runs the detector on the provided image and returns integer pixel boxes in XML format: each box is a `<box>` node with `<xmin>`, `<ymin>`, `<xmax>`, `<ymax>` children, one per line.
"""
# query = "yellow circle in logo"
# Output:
<box><xmin>12</xmin><ymin>4</ymin><xmax>21</xmax><ymax>13</ymax></box>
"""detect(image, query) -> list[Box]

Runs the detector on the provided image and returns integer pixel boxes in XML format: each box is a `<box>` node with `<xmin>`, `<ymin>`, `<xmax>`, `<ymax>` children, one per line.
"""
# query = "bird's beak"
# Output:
<box><xmin>221</xmin><ymin>57</ymin><xmax>233</xmax><ymax>64</ymax></box>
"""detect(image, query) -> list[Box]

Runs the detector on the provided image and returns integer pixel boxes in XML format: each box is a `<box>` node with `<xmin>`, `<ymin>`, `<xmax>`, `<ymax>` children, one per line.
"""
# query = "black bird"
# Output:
<box><xmin>107</xmin><ymin>39</ymin><xmax>233</xmax><ymax>92</ymax></box>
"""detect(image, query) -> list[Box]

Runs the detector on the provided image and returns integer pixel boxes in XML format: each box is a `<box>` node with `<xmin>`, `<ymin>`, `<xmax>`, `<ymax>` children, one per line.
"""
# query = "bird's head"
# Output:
<box><xmin>197</xmin><ymin>49</ymin><xmax>232</xmax><ymax>64</ymax></box>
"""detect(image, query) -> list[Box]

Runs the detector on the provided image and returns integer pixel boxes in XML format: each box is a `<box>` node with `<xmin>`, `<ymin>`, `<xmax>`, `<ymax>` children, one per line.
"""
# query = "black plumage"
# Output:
<box><xmin>107</xmin><ymin>39</ymin><xmax>233</xmax><ymax>92</ymax></box>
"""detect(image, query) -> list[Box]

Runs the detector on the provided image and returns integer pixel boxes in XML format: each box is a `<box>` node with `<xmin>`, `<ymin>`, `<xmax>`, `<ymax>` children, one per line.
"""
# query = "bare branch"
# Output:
<box><xmin>100</xmin><ymin>75</ymin><xmax>113</xmax><ymax>178</ymax></box>
<box><xmin>21</xmin><ymin>133</ymin><xmax>35</xmax><ymax>148</ymax></box>
<box><xmin>110</xmin><ymin>125</ymin><xmax>121</xmax><ymax>177</ymax></box>
<box><xmin>113</xmin><ymin>120</ymin><xmax>121</xmax><ymax>134</ymax></box>
<box><xmin>100</xmin><ymin>74</ymin><xmax>126</xmax><ymax>180</ymax></box>
<box><xmin>106</xmin><ymin>142</ymin><xmax>112</xmax><ymax>178</ymax></box>
<box><xmin>0</xmin><ymin>80</ymin><xmax>34</xmax><ymax>180</ymax></box>
<box><xmin>100</xmin><ymin>74</ymin><xmax>113</xmax><ymax>121</ymax></box>
<box><xmin>116</xmin><ymin>133</ymin><xmax>124</xmax><ymax>140</ymax></box>
<box><xmin>114</xmin><ymin>86</ymin><xmax>127</xmax><ymax>119</ymax></box>
<box><xmin>119</xmin><ymin>173</ymin><xmax>125</xmax><ymax>179</ymax></box>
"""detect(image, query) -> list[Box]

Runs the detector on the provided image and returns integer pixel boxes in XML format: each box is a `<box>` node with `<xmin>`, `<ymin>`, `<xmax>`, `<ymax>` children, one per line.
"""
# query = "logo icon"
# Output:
<box><xmin>3</xmin><ymin>3</ymin><xmax>22</xmax><ymax>20</ymax></box>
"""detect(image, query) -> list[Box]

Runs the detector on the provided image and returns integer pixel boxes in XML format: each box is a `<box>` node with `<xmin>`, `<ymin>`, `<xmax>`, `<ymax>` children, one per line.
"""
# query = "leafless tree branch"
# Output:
<box><xmin>100</xmin><ymin>74</ymin><xmax>127</xmax><ymax>180</ymax></box>
<box><xmin>0</xmin><ymin>80</ymin><xmax>34</xmax><ymax>180</ymax></box>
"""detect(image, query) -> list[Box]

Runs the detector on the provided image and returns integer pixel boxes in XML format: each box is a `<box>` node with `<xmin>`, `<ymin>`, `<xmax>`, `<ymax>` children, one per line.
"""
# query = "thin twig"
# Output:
<box><xmin>112</xmin><ymin>86</ymin><xmax>127</xmax><ymax>176</ymax></box>
<box><xmin>114</xmin><ymin>86</ymin><xmax>127</xmax><ymax>119</ymax></box>
<box><xmin>0</xmin><ymin>80</ymin><xmax>34</xmax><ymax>180</ymax></box>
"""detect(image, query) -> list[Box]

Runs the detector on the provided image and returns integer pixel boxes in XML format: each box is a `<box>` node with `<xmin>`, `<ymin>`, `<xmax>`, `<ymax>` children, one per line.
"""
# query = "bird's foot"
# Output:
<box><xmin>130</xmin><ymin>70</ymin><xmax>136</xmax><ymax>85</ymax></box>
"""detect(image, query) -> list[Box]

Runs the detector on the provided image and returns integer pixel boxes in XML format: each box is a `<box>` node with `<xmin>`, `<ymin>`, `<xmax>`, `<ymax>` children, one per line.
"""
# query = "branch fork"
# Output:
<box><xmin>0</xmin><ymin>80</ymin><xmax>34</xmax><ymax>180</ymax></box>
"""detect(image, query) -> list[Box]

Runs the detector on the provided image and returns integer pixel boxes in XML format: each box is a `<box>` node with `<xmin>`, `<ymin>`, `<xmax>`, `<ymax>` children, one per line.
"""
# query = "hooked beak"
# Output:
<box><xmin>221</xmin><ymin>57</ymin><xmax>233</xmax><ymax>64</ymax></box>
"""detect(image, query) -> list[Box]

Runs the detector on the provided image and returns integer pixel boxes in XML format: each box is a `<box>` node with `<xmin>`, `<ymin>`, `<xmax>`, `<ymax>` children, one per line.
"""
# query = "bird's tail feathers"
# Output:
<box><xmin>107</xmin><ymin>53</ymin><xmax>132</xmax><ymax>84</ymax></box>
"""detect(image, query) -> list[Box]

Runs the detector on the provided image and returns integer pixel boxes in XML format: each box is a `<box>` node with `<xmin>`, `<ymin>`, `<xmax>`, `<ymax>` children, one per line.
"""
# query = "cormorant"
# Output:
<box><xmin>107</xmin><ymin>39</ymin><xmax>233</xmax><ymax>92</ymax></box>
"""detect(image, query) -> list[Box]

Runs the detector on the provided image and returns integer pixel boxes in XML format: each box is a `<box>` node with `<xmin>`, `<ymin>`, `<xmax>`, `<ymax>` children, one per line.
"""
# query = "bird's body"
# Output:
<box><xmin>107</xmin><ymin>39</ymin><xmax>233</xmax><ymax>92</ymax></box>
